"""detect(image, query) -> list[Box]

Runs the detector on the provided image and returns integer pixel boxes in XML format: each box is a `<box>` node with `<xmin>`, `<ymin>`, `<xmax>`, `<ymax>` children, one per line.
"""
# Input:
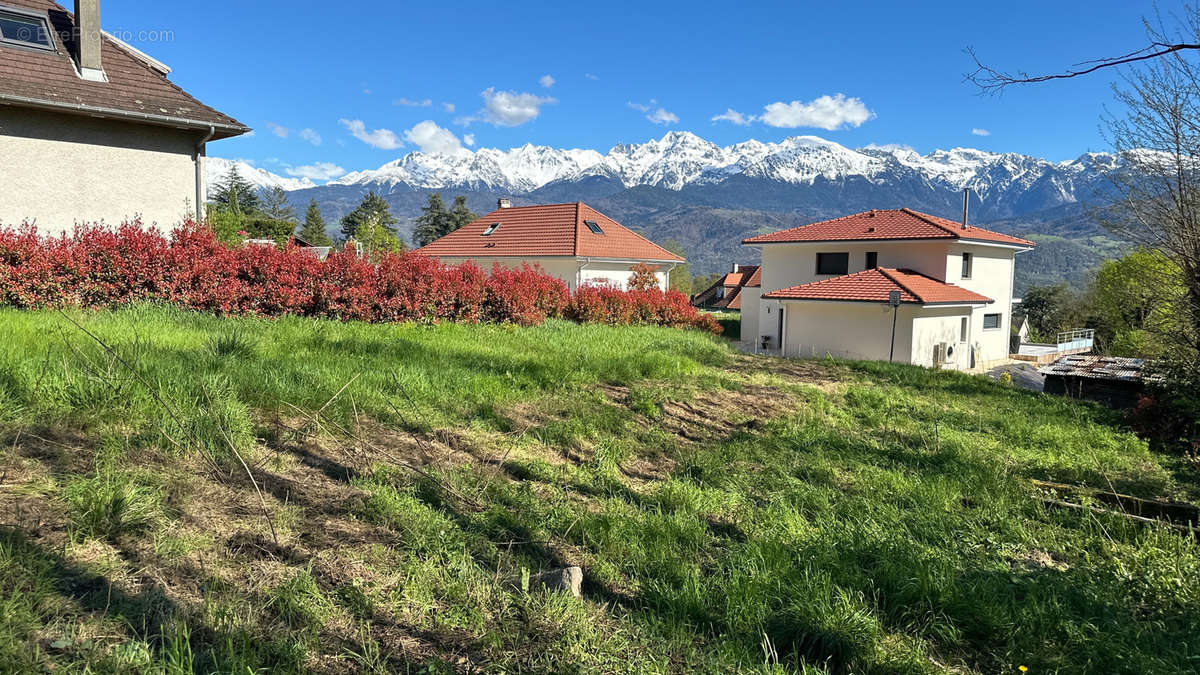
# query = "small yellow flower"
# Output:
<box><xmin>1019</xmin><ymin>667</ymin><xmax>1028</xmax><ymax>673</ymax></box>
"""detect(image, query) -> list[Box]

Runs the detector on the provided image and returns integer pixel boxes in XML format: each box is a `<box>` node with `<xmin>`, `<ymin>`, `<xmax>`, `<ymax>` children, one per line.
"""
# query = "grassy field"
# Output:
<box><xmin>1</xmin><ymin>305</ymin><xmax>1198</xmax><ymax>673</ymax></box>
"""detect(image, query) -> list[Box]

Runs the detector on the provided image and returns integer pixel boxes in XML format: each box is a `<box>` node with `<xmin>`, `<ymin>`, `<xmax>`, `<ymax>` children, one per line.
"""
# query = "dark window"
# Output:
<box><xmin>481</xmin><ymin>222</ymin><xmax>501</xmax><ymax>236</ymax></box>
<box><xmin>816</xmin><ymin>252</ymin><xmax>849</xmax><ymax>275</ymax></box>
<box><xmin>865</xmin><ymin>252</ymin><xmax>878</xmax><ymax>270</ymax></box>
<box><xmin>961</xmin><ymin>252</ymin><xmax>973</xmax><ymax>279</ymax></box>
<box><xmin>584</xmin><ymin>220</ymin><xmax>604</xmax><ymax>234</ymax></box>
<box><xmin>0</xmin><ymin>8</ymin><xmax>54</xmax><ymax>50</ymax></box>
<box><xmin>983</xmin><ymin>313</ymin><xmax>1001</xmax><ymax>330</ymax></box>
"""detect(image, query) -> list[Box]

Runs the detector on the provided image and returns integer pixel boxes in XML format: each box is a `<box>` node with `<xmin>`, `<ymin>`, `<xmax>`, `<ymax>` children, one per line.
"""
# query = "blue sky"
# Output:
<box><xmin>104</xmin><ymin>0</ymin><xmax>1179</xmax><ymax>180</ymax></box>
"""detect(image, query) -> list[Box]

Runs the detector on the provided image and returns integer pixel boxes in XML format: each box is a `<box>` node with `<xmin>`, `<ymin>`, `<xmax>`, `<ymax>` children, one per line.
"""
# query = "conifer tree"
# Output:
<box><xmin>340</xmin><ymin>192</ymin><xmax>399</xmax><ymax>241</ymax></box>
<box><xmin>262</xmin><ymin>186</ymin><xmax>297</xmax><ymax>223</ymax></box>
<box><xmin>413</xmin><ymin>192</ymin><xmax>450</xmax><ymax>247</ymax></box>
<box><xmin>211</xmin><ymin>166</ymin><xmax>261</xmax><ymax>215</ymax></box>
<box><xmin>299</xmin><ymin>199</ymin><xmax>333</xmax><ymax>246</ymax></box>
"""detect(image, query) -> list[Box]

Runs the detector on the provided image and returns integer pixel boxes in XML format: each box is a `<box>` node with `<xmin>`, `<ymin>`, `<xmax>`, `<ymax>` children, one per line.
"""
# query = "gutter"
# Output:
<box><xmin>0</xmin><ymin>93</ymin><xmax>249</xmax><ymax>138</ymax></box>
<box><xmin>194</xmin><ymin>125</ymin><xmax>216</xmax><ymax>221</ymax></box>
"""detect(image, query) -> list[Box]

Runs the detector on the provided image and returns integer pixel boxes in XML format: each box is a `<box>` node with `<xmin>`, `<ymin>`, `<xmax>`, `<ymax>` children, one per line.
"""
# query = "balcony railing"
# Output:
<box><xmin>1056</xmin><ymin>329</ymin><xmax>1095</xmax><ymax>352</ymax></box>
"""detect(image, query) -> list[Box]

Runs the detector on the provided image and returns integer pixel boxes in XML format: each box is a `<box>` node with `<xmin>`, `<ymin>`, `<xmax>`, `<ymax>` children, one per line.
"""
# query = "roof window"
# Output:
<box><xmin>584</xmin><ymin>220</ymin><xmax>604</xmax><ymax>235</ymax></box>
<box><xmin>481</xmin><ymin>222</ymin><xmax>501</xmax><ymax>236</ymax></box>
<box><xmin>0</xmin><ymin>6</ymin><xmax>54</xmax><ymax>51</ymax></box>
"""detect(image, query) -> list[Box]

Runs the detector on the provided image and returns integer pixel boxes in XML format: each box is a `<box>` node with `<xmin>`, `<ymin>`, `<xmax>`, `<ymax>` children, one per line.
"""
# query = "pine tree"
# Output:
<box><xmin>413</xmin><ymin>192</ymin><xmax>450</xmax><ymax>247</ymax></box>
<box><xmin>447</xmin><ymin>196</ymin><xmax>478</xmax><ymax>235</ymax></box>
<box><xmin>299</xmin><ymin>199</ymin><xmax>333</xmax><ymax>246</ymax></box>
<box><xmin>340</xmin><ymin>192</ymin><xmax>399</xmax><ymax>241</ymax></box>
<box><xmin>211</xmin><ymin>166</ymin><xmax>261</xmax><ymax>215</ymax></box>
<box><xmin>262</xmin><ymin>186</ymin><xmax>297</xmax><ymax>223</ymax></box>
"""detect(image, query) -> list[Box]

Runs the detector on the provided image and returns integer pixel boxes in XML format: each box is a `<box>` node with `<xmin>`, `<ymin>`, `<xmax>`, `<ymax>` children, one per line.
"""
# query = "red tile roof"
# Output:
<box><xmin>0</xmin><ymin>0</ymin><xmax>247</xmax><ymax>138</ymax></box>
<box><xmin>743</xmin><ymin>208</ymin><xmax>1034</xmax><ymax>247</ymax></box>
<box><xmin>415</xmin><ymin>202</ymin><xmax>685</xmax><ymax>262</ymax></box>
<box><xmin>762</xmin><ymin>268</ymin><xmax>994</xmax><ymax>305</ymax></box>
<box><xmin>693</xmin><ymin>264</ymin><xmax>761</xmax><ymax>310</ymax></box>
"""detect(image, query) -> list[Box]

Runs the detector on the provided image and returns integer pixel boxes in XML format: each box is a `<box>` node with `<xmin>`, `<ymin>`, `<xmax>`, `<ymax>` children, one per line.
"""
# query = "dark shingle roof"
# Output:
<box><xmin>0</xmin><ymin>0</ymin><xmax>247</xmax><ymax>138</ymax></box>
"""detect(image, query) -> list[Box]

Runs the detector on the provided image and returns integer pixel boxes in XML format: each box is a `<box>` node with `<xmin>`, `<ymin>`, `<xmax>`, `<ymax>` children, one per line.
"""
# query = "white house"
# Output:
<box><xmin>0</xmin><ymin>0</ymin><xmax>248</xmax><ymax>232</ymax></box>
<box><xmin>742</xmin><ymin>208</ymin><xmax>1034</xmax><ymax>369</ymax></box>
<box><xmin>416</xmin><ymin>201</ymin><xmax>684</xmax><ymax>291</ymax></box>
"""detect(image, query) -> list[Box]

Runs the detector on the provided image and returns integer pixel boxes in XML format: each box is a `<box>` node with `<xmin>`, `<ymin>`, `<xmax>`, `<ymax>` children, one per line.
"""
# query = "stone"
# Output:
<box><xmin>526</xmin><ymin>566</ymin><xmax>583</xmax><ymax>597</ymax></box>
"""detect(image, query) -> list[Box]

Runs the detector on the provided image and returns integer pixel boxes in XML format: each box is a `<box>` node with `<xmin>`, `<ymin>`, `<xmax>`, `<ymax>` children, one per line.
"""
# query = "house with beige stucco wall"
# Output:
<box><xmin>416</xmin><ymin>200</ymin><xmax>684</xmax><ymax>292</ymax></box>
<box><xmin>0</xmin><ymin>0</ymin><xmax>248</xmax><ymax>233</ymax></box>
<box><xmin>742</xmin><ymin>208</ymin><xmax>1034</xmax><ymax>370</ymax></box>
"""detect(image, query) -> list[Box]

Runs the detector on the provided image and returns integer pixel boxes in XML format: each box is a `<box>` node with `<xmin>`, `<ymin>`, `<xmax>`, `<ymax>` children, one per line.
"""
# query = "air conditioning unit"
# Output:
<box><xmin>934</xmin><ymin>342</ymin><xmax>950</xmax><ymax>365</ymax></box>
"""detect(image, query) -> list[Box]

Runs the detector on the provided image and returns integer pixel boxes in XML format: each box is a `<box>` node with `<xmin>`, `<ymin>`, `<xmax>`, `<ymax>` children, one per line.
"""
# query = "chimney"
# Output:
<box><xmin>731</xmin><ymin>263</ymin><xmax>740</xmax><ymax>273</ymax></box>
<box><xmin>74</xmin><ymin>0</ymin><xmax>106</xmax><ymax>82</ymax></box>
<box><xmin>497</xmin><ymin>198</ymin><xmax>512</xmax><ymax>209</ymax></box>
<box><xmin>961</xmin><ymin>188</ymin><xmax>970</xmax><ymax>229</ymax></box>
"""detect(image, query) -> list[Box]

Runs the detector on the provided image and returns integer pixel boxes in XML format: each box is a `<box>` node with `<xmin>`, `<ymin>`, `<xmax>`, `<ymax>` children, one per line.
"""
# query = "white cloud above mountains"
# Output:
<box><xmin>972</xmin><ymin>128</ymin><xmax>991</xmax><ymax>136</ymax></box>
<box><xmin>539</xmin><ymin>74</ymin><xmax>555</xmax><ymax>88</ymax></box>
<box><xmin>267</xmin><ymin>122</ymin><xmax>289</xmax><ymax>138</ymax></box>
<box><xmin>395</xmin><ymin>97</ymin><xmax>433</xmax><ymax>107</ymax></box>
<box><xmin>299</xmin><ymin>128</ymin><xmax>322</xmax><ymax>146</ymax></box>
<box><xmin>712</xmin><ymin>94</ymin><xmax>875</xmax><ymax>131</ymax></box>
<box><xmin>339</xmin><ymin>119</ymin><xmax>403</xmax><ymax>150</ymax></box>
<box><xmin>629</xmin><ymin>100</ymin><xmax>678</xmax><ymax>125</ymax></box>
<box><xmin>458</xmin><ymin>88</ymin><xmax>557</xmax><ymax>127</ymax></box>
<box><xmin>285</xmin><ymin>162</ymin><xmax>346</xmax><ymax>181</ymax></box>
<box><xmin>404</xmin><ymin>120</ymin><xmax>465</xmax><ymax>154</ymax></box>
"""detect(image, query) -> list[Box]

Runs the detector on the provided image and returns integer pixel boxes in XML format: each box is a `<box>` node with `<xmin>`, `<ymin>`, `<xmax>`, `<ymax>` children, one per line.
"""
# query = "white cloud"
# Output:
<box><xmin>403</xmin><ymin>120</ymin><xmax>465</xmax><ymax>154</ymax></box>
<box><xmin>463</xmin><ymin>133</ymin><xmax>476</xmax><ymax>147</ymax></box>
<box><xmin>712</xmin><ymin>108</ymin><xmax>753</xmax><ymax>126</ymax></box>
<box><xmin>285</xmin><ymin>162</ymin><xmax>346</xmax><ymax>181</ymax></box>
<box><xmin>585</xmin><ymin>73</ymin><xmax>599</xmax><ymax>80</ymax></box>
<box><xmin>267</xmin><ymin>122</ymin><xmax>289</xmax><ymax>138</ymax></box>
<box><xmin>539</xmin><ymin>74</ymin><xmax>555</xmax><ymax>88</ymax></box>
<box><xmin>299</xmin><ymin>128</ymin><xmax>322</xmax><ymax>146</ymax></box>
<box><xmin>629</xmin><ymin>100</ymin><xmax>678</xmax><ymax>125</ymax></box>
<box><xmin>338</xmin><ymin>119</ymin><xmax>403</xmax><ymax>150</ymax></box>
<box><xmin>972</xmin><ymin>128</ymin><xmax>991</xmax><ymax>136</ymax></box>
<box><xmin>395</xmin><ymin>97</ymin><xmax>433</xmax><ymax>107</ymax></box>
<box><xmin>460</xmin><ymin>88</ymin><xmax>557</xmax><ymax>127</ymax></box>
<box><xmin>760</xmin><ymin>94</ymin><xmax>874</xmax><ymax>130</ymax></box>
<box><xmin>442</xmin><ymin>102</ymin><xmax>456</xmax><ymax>113</ymax></box>
<box><xmin>861</xmin><ymin>142</ymin><xmax>915</xmax><ymax>152</ymax></box>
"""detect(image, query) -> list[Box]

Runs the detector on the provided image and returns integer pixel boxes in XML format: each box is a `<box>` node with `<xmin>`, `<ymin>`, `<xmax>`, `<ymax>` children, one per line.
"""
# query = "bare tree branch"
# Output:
<box><xmin>966</xmin><ymin>42</ymin><xmax>1200</xmax><ymax>94</ymax></box>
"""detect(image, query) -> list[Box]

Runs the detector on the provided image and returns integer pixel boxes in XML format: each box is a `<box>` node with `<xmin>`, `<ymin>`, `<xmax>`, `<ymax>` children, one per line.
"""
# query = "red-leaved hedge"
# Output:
<box><xmin>0</xmin><ymin>221</ymin><xmax>720</xmax><ymax>334</ymax></box>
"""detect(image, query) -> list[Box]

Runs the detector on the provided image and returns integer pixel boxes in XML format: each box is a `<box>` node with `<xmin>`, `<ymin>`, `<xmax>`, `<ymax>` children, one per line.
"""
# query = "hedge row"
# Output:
<box><xmin>0</xmin><ymin>222</ymin><xmax>720</xmax><ymax>334</ymax></box>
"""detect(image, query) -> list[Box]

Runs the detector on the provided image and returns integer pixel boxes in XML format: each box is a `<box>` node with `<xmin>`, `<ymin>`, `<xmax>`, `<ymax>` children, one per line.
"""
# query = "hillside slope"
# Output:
<box><xmin>2</xmin><ymin>308</ymin><xmax>1195</xmax><ymax>673</ymax></box>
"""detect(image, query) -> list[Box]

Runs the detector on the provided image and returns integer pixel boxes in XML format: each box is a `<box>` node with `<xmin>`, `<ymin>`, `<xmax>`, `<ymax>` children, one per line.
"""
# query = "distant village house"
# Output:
<box><xmin>416</xmin><ymin>201</ymin><xmax>684</xmax><ymax>291</ymax></box>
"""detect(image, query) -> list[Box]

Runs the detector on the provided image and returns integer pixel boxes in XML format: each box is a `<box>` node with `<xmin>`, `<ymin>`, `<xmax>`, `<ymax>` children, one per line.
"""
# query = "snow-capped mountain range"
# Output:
<box><xmin>208</xmin><ymin>131</ymin><xmax>1117</xmax><ymax>209</ymax></box>
<box><xmin>206</xmin><ymin>157</ymin><xmax>316</xmax><ymax>193</ymax></box>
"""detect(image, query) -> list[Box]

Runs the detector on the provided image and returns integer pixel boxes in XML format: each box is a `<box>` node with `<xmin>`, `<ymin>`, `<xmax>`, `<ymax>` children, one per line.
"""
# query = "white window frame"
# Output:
<box><xmin>0</xmin><ymin>4</ymin><xmax>55</xmax><ymax>52</ymax></box>
<box><xmin>983</xmin><ymin>313</ymin><xmax>1002</xmax><ymax>330</ymax></box>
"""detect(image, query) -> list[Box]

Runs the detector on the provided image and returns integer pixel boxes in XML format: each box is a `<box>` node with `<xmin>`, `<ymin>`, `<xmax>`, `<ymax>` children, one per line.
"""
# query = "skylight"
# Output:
<box><xmin>584</xmin><ymin>220</ymin><xmax>604</xmax><ymax>235</ymax></box>
<box><xmin>481</xmin><ymin>222</ymin><xmax>501</xmax><ymax>236</ymax></box>
<box><xmin>0</xmin><ymin>7</ymin><xmax>54</xmax><ymax>51</ymax></box>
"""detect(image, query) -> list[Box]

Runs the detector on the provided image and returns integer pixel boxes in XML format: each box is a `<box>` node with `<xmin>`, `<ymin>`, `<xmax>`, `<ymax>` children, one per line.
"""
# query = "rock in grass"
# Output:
<box><xmin>526</xmin><ymin>567</ymin><xmax>583</xmax><ymax>597</ymax></box>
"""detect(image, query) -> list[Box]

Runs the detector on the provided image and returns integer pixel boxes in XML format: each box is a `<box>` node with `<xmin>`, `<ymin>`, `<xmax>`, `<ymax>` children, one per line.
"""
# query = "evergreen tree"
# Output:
<box><xmin>211</xmin><ymin>166</ymin><xmax>261</xmax><ymax>215</ymax></box>
<box><xmin>262</xmin><ymin>186</ymin><xmax>297</xmax><ymax>223</ymax></box>
<box><xmin>447</xmin><ymin>196</ymin><xmax>478</xmax><ymax>235</ymax></box>
<box><xmin>340</xmin><ymin>192</ymin><xmax>398</xmax><ymax>240</ymax></box>
<box><xmin>412</xmin><ymin>192</ymin><xmax>450</xmax><ymax>247</ymax></box>
<box><xmin>299</xmin><ymin>199</ymin><xmax>333</xmax><ymax>246</ymax></box>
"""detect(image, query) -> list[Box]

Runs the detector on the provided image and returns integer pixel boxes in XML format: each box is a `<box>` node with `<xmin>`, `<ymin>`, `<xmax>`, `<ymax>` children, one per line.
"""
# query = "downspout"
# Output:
<box><xmin>661</xmin><ymin>262</ymin><xmax>677</xmax><ymax>291</ymax></box>
<box><xmin>577</xmin><ymin>257</ymin><xmax>594</xmax><ymax>291</ymax></box>
<box><xmin>194</xmin><ymin>125</ymin><xmax>216</xmax><ymax>222</ymax></box>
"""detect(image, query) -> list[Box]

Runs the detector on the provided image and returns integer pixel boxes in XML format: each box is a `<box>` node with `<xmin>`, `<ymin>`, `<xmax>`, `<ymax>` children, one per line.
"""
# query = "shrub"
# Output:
<box><xmin>0</xmin><ymin>222</ymin><xmax>719</xmax><ymax>335</ymax></box>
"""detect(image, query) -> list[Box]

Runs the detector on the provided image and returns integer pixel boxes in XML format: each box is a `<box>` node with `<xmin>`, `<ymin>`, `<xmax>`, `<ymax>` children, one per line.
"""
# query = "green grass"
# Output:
<box><xmin>0</xmin><ymin>305</ymin><xmax>1197</xmax><ymax>673</ymax></box>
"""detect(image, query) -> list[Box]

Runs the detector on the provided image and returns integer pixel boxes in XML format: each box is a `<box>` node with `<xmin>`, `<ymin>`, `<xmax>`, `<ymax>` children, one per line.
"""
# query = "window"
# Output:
<box><xmin>0</xmin><ymin>7</ymin><xmax>54</xmax><ymax>51</ymax></box>
<box><xmin>983</xmin><ymin>313</ymin><xmax>1002</xmax><ymax>330</ymax></box>
<box><xmin>960</xmin><ymin>317</ymin><xmax>968</xmax><ymax>342</ymax></box>
<box><xmin>865</xmin><ymin>252</ymin><xmax>878</xmax><ymax>270</ymax></box>
<box><xmin>481</xmin><ymin>222</ymin><xmax>501</xmax><ymax>236</ymax></box>
<box><xmin>816</xmin><ymin>252</ymin><xmax>849</xmax><ymax>275</ymax></box>
<box><xmin>584</xmin><ymin>220</ymin><xmax>604</xmax><ymax>235</ymax></box>
<box><xmin>961</xmin><ymin>252</ymin><xmax>973</xmax><ymax>279</ymax></box>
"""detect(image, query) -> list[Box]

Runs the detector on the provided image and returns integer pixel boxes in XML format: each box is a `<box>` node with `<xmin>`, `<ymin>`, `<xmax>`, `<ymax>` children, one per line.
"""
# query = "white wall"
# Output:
<box><xmin>739</xmin><ymin>286</ymin><xmax>762</xmax><ymax>343</ymax></box>
<box><xmin>779</xmin><ymin>300</ymin><xmax>914</xmax><ymax>362</ymax></box>
<box><xmin>910</xmin><ymin>306</ymin><xmax>974</xmax><ymax>369</ymax></box>
<box><xmin>0</xmin><ymin>108</ymin><xmax>202</xmax><ymax>233</ymax></box>
<box><xmin>943</xmin><ymin>244</ymin><xmax>1018</xmax><ymax>365</ymax></box>
<box><xmin>431</xmin><ymin>256</ymin><xmax>670</xmax><ymax>291</ymax></box>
